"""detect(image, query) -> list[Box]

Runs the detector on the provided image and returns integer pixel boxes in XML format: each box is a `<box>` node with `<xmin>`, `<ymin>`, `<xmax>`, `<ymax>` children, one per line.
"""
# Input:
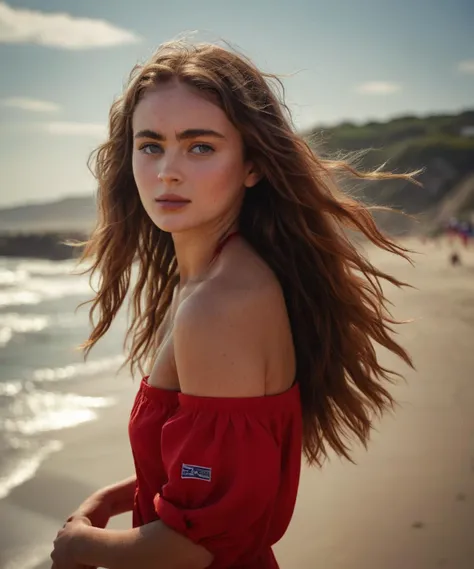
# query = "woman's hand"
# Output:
<box><xmin>50</xmin><ymin>516</ymin><xmax>93</xmax><ymax>568</ymax></box>
<box><xmin>67</xmin><ymin>491</ymin><xmax>113</xmax><ymax>529</ymax></box>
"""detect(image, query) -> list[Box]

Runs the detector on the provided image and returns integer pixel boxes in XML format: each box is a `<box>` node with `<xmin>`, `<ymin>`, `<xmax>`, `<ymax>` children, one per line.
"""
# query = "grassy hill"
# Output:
<box><xmin>308</xmin><ymin>110</ymin><xmax>474</xmax><ymax>231</ymax></box>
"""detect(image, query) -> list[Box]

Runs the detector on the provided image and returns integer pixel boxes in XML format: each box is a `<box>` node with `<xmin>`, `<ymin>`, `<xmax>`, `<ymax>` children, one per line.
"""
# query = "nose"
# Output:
<box><xmin>156</xmin><ymin>154</ymin><xmax>182</xmax><ymax>185</ymax></box>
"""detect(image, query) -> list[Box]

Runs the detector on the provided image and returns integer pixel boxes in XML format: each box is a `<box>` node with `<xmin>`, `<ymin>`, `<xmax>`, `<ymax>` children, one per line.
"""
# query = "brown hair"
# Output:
<box><xmin>78</xmin><ymin>40</ymin><xmax>417</xmax><ymax>466</ymax></box>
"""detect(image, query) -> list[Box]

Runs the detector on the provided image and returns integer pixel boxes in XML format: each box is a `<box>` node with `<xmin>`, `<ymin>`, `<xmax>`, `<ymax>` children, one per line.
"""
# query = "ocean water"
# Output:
<box><xmin>0</xmin><ymin>256</ymin><xmax>129</xmax><ymax>500</ymax></box>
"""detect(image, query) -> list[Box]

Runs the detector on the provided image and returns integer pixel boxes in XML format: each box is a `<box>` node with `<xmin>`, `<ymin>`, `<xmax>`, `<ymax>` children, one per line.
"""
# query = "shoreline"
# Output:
<box><xmin>1</xmin><ymin>238</ymin><xmax>474</xmax><ymax>569</ymax></box>
<box><xmin>0</xmin><ymin>371</ymin><xmax>137</xmax><ymax>569</ymax></box>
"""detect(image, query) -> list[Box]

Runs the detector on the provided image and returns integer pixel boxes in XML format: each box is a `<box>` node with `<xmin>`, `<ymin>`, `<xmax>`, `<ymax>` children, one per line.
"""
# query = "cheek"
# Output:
<box><xmin>195</xmin><ymin>155</ymin><xmax>245</xmax><ymax>200</ymax></box>
<box><xmin>132</xmin><ymin>153</ymin><xmax>154</xmax><ymax>194</ymax></box>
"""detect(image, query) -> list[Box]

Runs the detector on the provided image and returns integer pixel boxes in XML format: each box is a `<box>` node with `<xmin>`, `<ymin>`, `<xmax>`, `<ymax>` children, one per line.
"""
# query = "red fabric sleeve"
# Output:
<box><xmin>154</xmin><ymin>396</ymin><xmax>282</xmax><ymax>567</ymax></box>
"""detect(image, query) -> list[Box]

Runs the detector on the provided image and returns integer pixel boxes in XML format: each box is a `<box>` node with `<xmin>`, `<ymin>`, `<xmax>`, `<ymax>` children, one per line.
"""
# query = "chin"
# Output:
<box><xmin>148</xmin><ymin>212</ymin><xmax>199</xmax><ymax>235</ymax></box>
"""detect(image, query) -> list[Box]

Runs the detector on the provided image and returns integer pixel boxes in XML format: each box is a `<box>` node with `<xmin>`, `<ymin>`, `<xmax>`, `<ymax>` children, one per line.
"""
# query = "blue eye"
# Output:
<box><xmin>191</xmin><ymin>144</ymin><xmax>214</xmax><ymax>155</ymax></box>
<box><xmin>139</xmin><ymin>143</ymin><xmax>163</xmax><ymax>155</ymax></box>
<box><xmin>138</xmin><ymin>143</ymin><xmax>213</xmax><ymax>155</ymax></box>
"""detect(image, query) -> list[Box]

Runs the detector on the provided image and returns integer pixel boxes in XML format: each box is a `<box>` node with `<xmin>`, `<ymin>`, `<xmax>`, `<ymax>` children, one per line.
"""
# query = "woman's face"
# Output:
<box><xmin>131</xmin><ymin>79</ymin><xmax>259</xmax><ymax>235</ymax></box>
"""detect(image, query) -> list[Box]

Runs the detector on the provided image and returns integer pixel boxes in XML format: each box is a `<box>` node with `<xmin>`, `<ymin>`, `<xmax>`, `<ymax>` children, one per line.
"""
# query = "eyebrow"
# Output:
<box><xmin>133</xmin><ymin>128</ymin><xmax>226</xmax><ymax>141</ymax></box>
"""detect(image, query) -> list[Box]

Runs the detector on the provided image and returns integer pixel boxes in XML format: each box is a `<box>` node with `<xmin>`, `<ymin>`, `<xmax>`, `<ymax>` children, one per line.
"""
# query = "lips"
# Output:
<box><xmin>155</xmin><ymin>193</ymin><xmax>191</xmax><ymax>203</ymax></box>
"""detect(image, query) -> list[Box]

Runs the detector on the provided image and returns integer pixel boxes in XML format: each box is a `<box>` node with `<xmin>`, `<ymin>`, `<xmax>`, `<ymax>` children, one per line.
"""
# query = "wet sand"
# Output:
<box><xmin>1</xmin><ymin>238</ymin><xmax>473</xmax><ymax>569</ymax></box>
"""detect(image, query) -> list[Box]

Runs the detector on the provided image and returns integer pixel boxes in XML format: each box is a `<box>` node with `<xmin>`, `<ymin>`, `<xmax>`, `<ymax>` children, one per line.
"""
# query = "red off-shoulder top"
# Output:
<box><xmin>128</xmin><ymin>376</ymin><xmax>302</xmax><ymax>569</ymax></box>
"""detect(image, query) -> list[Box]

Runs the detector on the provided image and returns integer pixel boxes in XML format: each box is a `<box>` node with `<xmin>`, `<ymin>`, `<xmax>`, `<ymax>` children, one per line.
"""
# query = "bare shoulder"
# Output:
<box><xmin>173</xmin><ymin>244</ymin><xmax>289</xmax><ymax>398</ymax></box>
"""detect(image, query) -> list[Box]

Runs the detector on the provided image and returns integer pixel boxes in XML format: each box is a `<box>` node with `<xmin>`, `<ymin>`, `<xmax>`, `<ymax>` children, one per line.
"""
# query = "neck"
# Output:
<box><xmin>172</xmin><ymin>223</ymin><xmax>239</xmax><ymax>285</ymax></box>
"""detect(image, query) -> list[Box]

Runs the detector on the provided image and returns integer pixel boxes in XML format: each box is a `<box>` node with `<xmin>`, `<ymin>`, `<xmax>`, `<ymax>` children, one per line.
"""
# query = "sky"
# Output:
<box><xmin>0</xmin><ymin>0</ymin><xmax>473</xmax><ymax>208</ymax></box>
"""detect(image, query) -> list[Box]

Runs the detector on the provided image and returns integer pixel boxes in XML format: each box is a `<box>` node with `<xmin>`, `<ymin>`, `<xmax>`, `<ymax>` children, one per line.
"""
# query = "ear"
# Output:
<box><xmin>244</xmin><ymin>162</ymin><xmax>263</xmax><ymax>188</ymax></box>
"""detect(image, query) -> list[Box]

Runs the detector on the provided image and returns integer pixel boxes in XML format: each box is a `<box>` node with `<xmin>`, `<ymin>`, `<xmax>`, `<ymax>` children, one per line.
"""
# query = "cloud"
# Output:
<box><xmin>44</xmin><ymin>122</ymin><xmax>107</xmax><ymax>137</ymax></box>
<box><xmin>355</xmin><ymin>81</ymin><xmax>402</xmax><ymax>95</ymax></box>
<box><xmin>457</xmin><ymin>60</ymin><xmax>474</xmax><ymax>74</ymax></box>
<box><xmin>1</xmin><ymin>97</ymin><xmax>60</xmax><ymax>112</ymax></box>
<box><xmin>0</xmin><ymin>1</ymin><xmax>141</xmax><ymax>49</ymax></box>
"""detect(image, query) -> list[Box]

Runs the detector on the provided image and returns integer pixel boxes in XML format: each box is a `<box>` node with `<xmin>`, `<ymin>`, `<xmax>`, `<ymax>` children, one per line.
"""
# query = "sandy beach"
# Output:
<box><xmin>1</xmin><ymin>238</ymin><xmax>473</xmax><ymax>569</ymax></box>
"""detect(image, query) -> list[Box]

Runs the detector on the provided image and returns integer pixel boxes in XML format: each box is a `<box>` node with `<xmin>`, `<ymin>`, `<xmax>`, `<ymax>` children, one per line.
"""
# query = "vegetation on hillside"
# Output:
<box><xmin>307</xmin><ymin>110</ymin><xmax>474</xmax><ymax>225</ymax></box>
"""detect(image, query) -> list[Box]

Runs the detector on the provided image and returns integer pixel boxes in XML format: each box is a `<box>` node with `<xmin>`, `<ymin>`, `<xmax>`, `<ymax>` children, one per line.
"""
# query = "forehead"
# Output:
<box><xmin>132</xmin><ymin>80</ymin><xmax>231</xmax><ymax>133</ymax></box>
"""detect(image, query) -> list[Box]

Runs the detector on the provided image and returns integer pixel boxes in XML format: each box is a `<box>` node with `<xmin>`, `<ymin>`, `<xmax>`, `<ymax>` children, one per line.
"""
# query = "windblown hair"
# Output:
<box><xmin>78</xmin><ymin>40</ymin><xmax>416</xmax><ymax>466</ymax></box>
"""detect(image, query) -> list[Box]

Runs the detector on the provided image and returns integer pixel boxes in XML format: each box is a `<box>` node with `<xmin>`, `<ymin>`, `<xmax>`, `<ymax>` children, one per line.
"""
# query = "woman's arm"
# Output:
<box><xmin>59</xmin><ymin>518</ymin><xmax>212</xmax><ymax>569</ymax></box>
<box><xmin>68</xmin><ymin>475</ymin><xmax>136</xmax><ymax>527</ymax></box>
<box><xmin>101</xmin><ymin>475</ymin><xmax>137</xmax><ymax>517</ymax></box>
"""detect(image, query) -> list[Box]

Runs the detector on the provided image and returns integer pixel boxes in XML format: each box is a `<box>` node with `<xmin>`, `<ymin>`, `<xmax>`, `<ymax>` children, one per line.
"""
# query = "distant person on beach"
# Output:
<box><xmin>50</xmin><ymin>40</ymin><xmax>415</xmax><ymax>569</ymax></box>
<box><xmin>450</xmin><ymin>251</ymin><xmax>461</xmax><ymax>266</ymax></box>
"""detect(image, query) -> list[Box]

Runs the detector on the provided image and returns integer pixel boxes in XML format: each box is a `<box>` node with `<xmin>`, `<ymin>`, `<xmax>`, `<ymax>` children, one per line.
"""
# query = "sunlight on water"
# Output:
<box><xmin>0</xmin><ymin>267</ymin><xmax>28</xmax><ymax>286</ymax></box>
<box><xmin>0</xmin><ymin>313</ymin><xmax>50</xmax><ymax>347</ymax></box>
<box><xmin>15</xmin><ymin>259</ymin><xmax>79</xmax><ymax>276</ymax></box>
<box><xmin>0</xmin><ymin>278</ymin><xmax>92</xmax><ymax>307</ymax></box>
<box><xmin>0</xmin><ymin>381</ymin><xmax>22</xmax><ymax>396</ymax></box>
<box><xmin>0</xmin><ymin>259</ymin><xmax>95</xmax><ymax>308</ymax></box>
<box><xmin>1</xmin><ymin>390</ymin><xmax>116</xmax><ymax>435</ymax></box>
<box><xmin>0</xmin><ymin>257</ymin><xmax>126</xmax><ymax>517</ymax></box>
<box><xmin>0</xmin><ymin>311</ymin><xmax>91</xmax><ymax>348</ymax></box>
<box><xmin>0</xmin><ymin>290</ymin><xmax>42</xmax><ymax>307</ymax></box>
<box><xmin>33</xmin><ymin>354</ymin><xmax>125</xmax><ymax>382</ymax></box>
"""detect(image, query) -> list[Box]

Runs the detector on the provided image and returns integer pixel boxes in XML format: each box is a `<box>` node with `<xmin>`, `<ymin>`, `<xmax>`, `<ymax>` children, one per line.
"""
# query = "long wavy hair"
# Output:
<box><xmin>78</xmin><ymin>40</ymin><xmax>417</xmax><ymax>466</ymax></box>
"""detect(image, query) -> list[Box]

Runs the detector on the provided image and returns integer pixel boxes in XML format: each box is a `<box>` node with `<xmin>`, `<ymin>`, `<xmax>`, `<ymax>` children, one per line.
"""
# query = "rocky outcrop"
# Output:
<box><xmin>0</xmin><ymin>232</ymin><xmax>86</xmax><ymax>260</ymax></box>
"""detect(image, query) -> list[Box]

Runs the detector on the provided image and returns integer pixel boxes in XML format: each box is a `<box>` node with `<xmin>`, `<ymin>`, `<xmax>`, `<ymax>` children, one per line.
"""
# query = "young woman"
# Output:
<box><xmin>50</xmin><ymin>40</ymin><xmax>414</xmax><ymax>569</ymax></box>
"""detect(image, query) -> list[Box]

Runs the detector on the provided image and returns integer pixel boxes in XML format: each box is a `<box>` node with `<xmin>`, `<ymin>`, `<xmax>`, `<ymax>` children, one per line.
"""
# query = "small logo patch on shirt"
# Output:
<box><xmin>181</xmin><ymin>463</ymin><xmax>212</xmax><ymax>482</ymax></box>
